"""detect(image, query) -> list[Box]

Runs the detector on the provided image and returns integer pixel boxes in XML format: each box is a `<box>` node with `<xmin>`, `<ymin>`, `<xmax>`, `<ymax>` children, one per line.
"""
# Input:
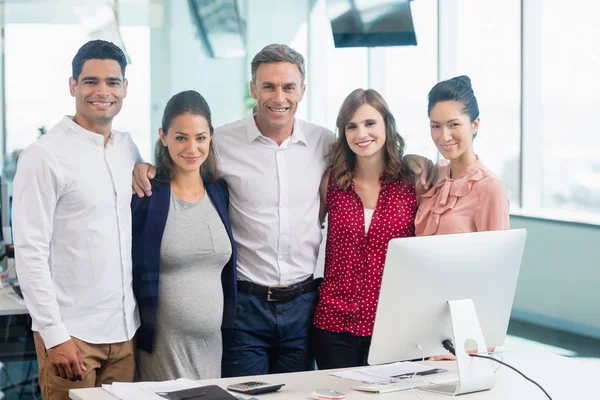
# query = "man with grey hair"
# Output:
<box><xmin>132</xmin><ymin>43</ymin><xmax>434</xmax><ymax>377</ymax></box>
<box><xmin>214</xmin><ymin>43</ymin><xmax>332</xmax><ymax>376</ymax></box>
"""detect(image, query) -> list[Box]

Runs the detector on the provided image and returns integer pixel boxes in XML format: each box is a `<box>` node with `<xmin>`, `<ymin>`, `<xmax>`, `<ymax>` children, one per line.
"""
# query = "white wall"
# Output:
<box><xmin>510</xmin><ymin>216</ymin><xmax>600</xmax><ymax>339</ymax></box>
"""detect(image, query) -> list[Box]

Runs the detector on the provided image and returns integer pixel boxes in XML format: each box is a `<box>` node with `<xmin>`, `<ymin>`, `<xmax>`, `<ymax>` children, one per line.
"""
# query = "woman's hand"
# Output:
<box><xmin>429</xmin><ymin>347</ymin><xmax>496</xmax><ymax>361</ymax></box>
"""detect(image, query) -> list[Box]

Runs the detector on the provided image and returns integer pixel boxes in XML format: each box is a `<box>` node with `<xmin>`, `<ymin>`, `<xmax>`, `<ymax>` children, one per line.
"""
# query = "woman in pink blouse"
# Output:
<box><xmin>415</xmin><ymin>75</ymin><xmax>509</xmax><ymax>360</ymax></box>
<box><xmin>311</xmin><ymin>89</ymin><xmax>417</xmax><ymax>369</ymax></box>
<box><xmin>415</xmin><ymin>75</ymin><xmax>509</xmax><ymax>236</ymax></box>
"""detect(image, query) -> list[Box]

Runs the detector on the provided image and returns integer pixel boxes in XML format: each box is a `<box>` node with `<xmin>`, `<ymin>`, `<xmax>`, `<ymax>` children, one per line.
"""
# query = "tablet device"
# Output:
<box><xmin>157</xmin><ymin>385</ymin><xmax>236</xmax><ymax>400</ymax></box>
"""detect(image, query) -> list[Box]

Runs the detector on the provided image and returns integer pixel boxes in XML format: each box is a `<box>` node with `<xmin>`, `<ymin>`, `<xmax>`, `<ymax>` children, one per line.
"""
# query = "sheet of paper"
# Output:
<box><xmin>330</xmin><ymin>362</ymin><xmax>440</xmax><ymax>384</ymax></box>
<box><xmin>105</xmin><ymin>378</ymin><xmax>202</xmax><ymax>400</ymax></box>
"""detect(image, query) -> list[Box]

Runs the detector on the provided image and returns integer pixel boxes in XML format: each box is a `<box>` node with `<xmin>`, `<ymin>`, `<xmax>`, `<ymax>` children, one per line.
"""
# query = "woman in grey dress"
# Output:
<box><xmin>131</xmin><ymin>90</ymin><xmax>237</xmax><ymax>381</ymax></box>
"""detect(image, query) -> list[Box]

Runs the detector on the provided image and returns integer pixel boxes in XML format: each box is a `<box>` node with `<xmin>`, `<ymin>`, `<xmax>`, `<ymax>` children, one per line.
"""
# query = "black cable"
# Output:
<box><xmin>441</xmin><ymin>339</ymin><xmax>552</xmax><ymax>400</ymax></box>
<box><xmin>470</xmin><ymin>354</ymin><xmax>552</xmax><ymax>400</ymax></box>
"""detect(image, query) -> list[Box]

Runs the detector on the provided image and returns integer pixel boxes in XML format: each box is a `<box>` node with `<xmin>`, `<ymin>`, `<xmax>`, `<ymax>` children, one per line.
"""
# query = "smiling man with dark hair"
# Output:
<box><xmin>13</xmin><ymin>40</ymin><xmax>140</xmax><ymax>400</ymax></box>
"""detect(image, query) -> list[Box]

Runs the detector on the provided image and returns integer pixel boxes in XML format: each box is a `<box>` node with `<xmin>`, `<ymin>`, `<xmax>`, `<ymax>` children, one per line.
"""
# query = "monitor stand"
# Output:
<box><xmin>422</xmin><ymin>299</ymin><xmax>495</xmax><ymax>396</ymax></box>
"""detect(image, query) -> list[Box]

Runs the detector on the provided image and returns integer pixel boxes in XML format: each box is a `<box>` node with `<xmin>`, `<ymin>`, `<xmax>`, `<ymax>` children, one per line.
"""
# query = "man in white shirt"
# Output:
<box><xmin>13</xmin><ymin>40</ymin><xmax>140</xmax><ymax>400</ymax></box>
<box><xmin>214</xmin><ymin>45</ymin><xmax>334</xmax><ymax>376</ymax></box>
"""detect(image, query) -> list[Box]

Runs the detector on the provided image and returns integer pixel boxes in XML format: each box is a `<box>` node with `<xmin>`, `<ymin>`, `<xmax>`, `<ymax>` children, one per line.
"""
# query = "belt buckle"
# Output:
<box><xmin>267</xmin><ymin>285</ymin><xmax>288</xmax><ymax>302</ymax></box>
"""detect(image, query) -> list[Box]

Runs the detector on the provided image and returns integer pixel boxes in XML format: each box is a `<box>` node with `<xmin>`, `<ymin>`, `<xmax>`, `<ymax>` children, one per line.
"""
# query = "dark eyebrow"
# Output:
<box><xmin>430</xmin><ymin>118</ymin><xmax>460</xmax><ymax>124</ymax></box>
<box><xmin>348</xmin><ymin>118</ymin><xmax>376</xmax><ymax>125</ymax></box>
<box><xmin>174</xmin><ymin>132</ymin><xmax>209</xmax><ymax>136</ymax></box>
<box><xmin>80</xmin><ymin>76</ymin><xmax>123</xmax><ymax>83</ymax></box>
<box><xmin>262</xmin><ymin>81</ymin><xmax>297</xmax><ymax>87</ymax></box>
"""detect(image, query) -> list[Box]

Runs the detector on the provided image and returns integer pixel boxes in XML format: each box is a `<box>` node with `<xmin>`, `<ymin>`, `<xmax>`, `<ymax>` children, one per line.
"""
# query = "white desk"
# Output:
<box><xmin>70</xmin><ymin>351</ymin><xmax>595</xmax><ymax>399</ymax></box>
<box><xmin>0</xmin><ymin>286</ymin><xmax>28</xmax><ymax>316</ymax></box>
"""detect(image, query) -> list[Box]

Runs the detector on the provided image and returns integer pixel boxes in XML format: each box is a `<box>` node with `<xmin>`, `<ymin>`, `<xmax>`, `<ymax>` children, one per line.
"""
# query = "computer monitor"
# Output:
<box><xmin>368</xmin><ymin>229</ymin><xmax>527</xmax><ymax>394</ymax></box>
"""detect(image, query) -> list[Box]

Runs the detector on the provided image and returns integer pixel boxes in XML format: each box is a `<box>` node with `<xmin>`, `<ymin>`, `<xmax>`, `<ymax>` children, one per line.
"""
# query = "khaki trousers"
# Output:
<box><xmin>33</xmin><ymin>332</ymin><xmax>135</xmax><ymax>400</ymax></box>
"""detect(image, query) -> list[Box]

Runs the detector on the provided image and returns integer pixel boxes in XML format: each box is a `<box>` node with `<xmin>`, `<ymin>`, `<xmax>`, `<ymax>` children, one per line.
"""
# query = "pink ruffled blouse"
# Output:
<box><xmin>415</xmin><ymin>159</ymin><xmax>509</xmax><ymax>236</ymax></box>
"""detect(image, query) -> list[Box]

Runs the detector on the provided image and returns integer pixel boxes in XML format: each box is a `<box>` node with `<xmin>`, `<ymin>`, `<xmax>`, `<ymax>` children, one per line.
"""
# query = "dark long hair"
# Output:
<box><xmin>329</xmin><ymin>88</ymin><xmax>410</xmax><ymax>190</ymax></box>
<box><xmin>154</xmin><ymin>90</ymin><xmax>217</xmax><ymax>182</ymax></box>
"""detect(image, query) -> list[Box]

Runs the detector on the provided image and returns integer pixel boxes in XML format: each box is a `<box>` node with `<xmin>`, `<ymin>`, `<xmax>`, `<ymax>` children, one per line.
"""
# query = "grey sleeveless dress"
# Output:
<box><xmin>138</xmin><ymin>192</ymin><xmax>232</xmax><ymax>381</ymax></box>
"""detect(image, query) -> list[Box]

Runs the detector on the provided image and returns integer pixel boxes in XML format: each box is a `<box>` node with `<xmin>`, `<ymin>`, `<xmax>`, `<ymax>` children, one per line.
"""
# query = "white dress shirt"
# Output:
<box><xmin>214</xmin><ymin>114</ymin><xmax>334</xmax><ymax>287</ymax></box>
<box><xmin>13</xmin><ymin>116</ymin><xmax>140</xmax><ymax>349</ymax></box>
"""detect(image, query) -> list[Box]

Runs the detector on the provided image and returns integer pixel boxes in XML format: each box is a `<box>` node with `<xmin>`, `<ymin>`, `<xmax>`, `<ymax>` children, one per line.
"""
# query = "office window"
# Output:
<box><xmin>454</xmin><ymin>1</ymin><xmax>521</xmax><ymax>206</ymax></box>
<box><xmin>540</xmin><ymin>1</ymin><xmax>600</xmax><ymax>215</ymax></box>
<box><xmin>375</xmin><ymin>0</ymin><xmax>438</xmax><ymax>160</ymax></box>
<box><xmin>4</xmin><ymin>6</ymin><xmax>151</xmax><ymax>171</ymax></box>
<box><xmin>324</xmin><ymin>47</ymin><xmax>369</xmax><ymax>133</ymax></box>
<box><xmin>291</xmin><ymin>22</ymin><xmax>309</xmax><ymax>122</ymax></box>
<box><xmin>5</xmin><ymin>24</ymin><xmax>80</xmax><ymax>158</ymax></box>
<box><xmin>308</xmin><ymin>0</ymin><xmax>368</xmax><ymax>133</ymax></box>
<box><xmin>112</xmin><ymin>26</ymin><xmax>151</xmax><ymax>162</ymax></box>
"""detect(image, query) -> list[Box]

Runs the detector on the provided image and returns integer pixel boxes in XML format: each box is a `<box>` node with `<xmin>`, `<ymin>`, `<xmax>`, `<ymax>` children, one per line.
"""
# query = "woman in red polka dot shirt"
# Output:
<box><xmin>311</xmin><ymin>89</ymin><xmax>418</xmax><ymax>369</ymax></box>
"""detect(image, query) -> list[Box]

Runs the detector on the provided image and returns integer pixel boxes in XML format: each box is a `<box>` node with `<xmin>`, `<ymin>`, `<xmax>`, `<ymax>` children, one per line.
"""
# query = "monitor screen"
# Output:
<box><xmin>326</xmin><ymin>0</ymin><xmax>417</xmax><ymax>48</ymax></box>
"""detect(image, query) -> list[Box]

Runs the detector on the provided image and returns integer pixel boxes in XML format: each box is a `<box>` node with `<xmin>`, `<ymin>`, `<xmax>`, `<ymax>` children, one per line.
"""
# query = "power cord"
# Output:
<box><xmin>408</xmin><ymin>345</ymin><xmax>426</xmax><ymax>399</ymax></box>
<box><xmin>442</xmin><ymin>340</ymin><xmax>552</xmax><ymax>400</ymax></box>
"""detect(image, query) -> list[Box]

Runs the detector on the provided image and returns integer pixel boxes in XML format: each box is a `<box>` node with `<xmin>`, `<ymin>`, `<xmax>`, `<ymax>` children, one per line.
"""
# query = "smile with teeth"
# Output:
<box><xmin>356</xmin><ymin>140</ymin><xmax>374</xmax><ymax>149</ymax></box>
<box><xmin>268</xmin><ymin>107</ymin><xmax>289</xmax><ymax>114</ymax></box>
<box><xmin>89</xmin><ymin>101</ymin><xmax>113</xmax><ymax>109</ymax></box>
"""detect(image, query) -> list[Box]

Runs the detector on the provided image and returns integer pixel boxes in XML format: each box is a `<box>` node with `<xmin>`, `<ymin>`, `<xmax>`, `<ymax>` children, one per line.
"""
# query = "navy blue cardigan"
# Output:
<box><xmin>131</xmin><ymin>178</ymin><xmax>237</xmax><ymax>353</ymax></box>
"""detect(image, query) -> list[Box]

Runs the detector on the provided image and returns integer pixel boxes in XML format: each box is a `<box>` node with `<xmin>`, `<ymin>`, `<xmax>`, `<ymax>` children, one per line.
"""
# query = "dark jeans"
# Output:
<box><xmin>312</xmin><ymin>327</ymin><xmax>372</xmax><ymax>370</ymax></box>
<box><xmin>221</xmin><ymin>289</ymin><xmax>318</xmax><ymax>377</ymax></box>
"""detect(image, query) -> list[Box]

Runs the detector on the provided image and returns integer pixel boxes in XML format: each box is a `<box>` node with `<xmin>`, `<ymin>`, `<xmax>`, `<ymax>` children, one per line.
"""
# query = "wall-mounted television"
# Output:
<box><xmin>326</xmin><ymin>0</ymin><xmax>417</xmax><ymax>48</ymax></box>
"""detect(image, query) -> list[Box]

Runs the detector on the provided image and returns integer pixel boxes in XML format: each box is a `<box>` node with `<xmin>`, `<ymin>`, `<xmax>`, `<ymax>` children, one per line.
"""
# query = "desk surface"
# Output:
<box><xmin>70</xmin><ymin>351</ymin><xmax>595</xmax><ymax>399</ymax></box>
<box><xmin>0</xmin><ymin>286</ymin><xmax>28</xmax><ymax>316</ymax></box>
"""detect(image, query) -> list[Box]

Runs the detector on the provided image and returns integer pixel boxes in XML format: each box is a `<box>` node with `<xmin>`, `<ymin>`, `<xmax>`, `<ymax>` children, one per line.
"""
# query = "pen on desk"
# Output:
<box><xmin>155</xmin><ymin>392</ymin><xmax>206</xmax><ymax>400</ymax></box>
<box><xmin>391</xmin><ymin>368</ymin><xmax>445</xmax><ymax>378</ymax></box>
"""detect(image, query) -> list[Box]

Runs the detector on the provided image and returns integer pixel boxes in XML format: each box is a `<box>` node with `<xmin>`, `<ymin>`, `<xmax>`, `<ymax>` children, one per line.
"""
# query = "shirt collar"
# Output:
<box><xmin>61</xmin><ymin>115</ymin><xmax>114</xmax><ymax>147</ymax></box>
<box><xmin>245</xmin><ymin>107</ymin><xmax>307</xmax><ymax>146</ymax></box>
<box><xmin>245</xmin><ymin>110</ymin><xmax>262</xmax><ymax>144</ymax></box>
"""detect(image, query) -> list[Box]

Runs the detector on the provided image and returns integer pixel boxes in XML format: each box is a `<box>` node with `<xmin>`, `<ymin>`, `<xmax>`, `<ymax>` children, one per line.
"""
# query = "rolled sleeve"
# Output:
<box><xmin>13</xmin><ymin>145</ymin><xmax>69</xmax><ymax>349</ymax></box>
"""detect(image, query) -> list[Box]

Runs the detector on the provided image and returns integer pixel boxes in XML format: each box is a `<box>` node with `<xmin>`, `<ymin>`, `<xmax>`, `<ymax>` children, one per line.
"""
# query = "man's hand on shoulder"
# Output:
<box><xmin>404</xmin><ymin>154</ymin><xmax>437</xmax><ymax>195</ymax></box>
<box><xmin>47</xmin><ymin>339</ymin><xmax>86</xmax><ymax>381</ymax></box>
<box><xmin>132</xmin><ymin>162</ymin><xmax>156</xmax><ymax>197</ymax></box>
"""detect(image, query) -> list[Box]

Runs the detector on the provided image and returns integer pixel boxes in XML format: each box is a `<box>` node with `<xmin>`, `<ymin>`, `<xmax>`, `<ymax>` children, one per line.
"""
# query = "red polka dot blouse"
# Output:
<box><xmin>313</xmin><ymin>172</ymin><xmax>417</xmax><ymax>336</ymax></box>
